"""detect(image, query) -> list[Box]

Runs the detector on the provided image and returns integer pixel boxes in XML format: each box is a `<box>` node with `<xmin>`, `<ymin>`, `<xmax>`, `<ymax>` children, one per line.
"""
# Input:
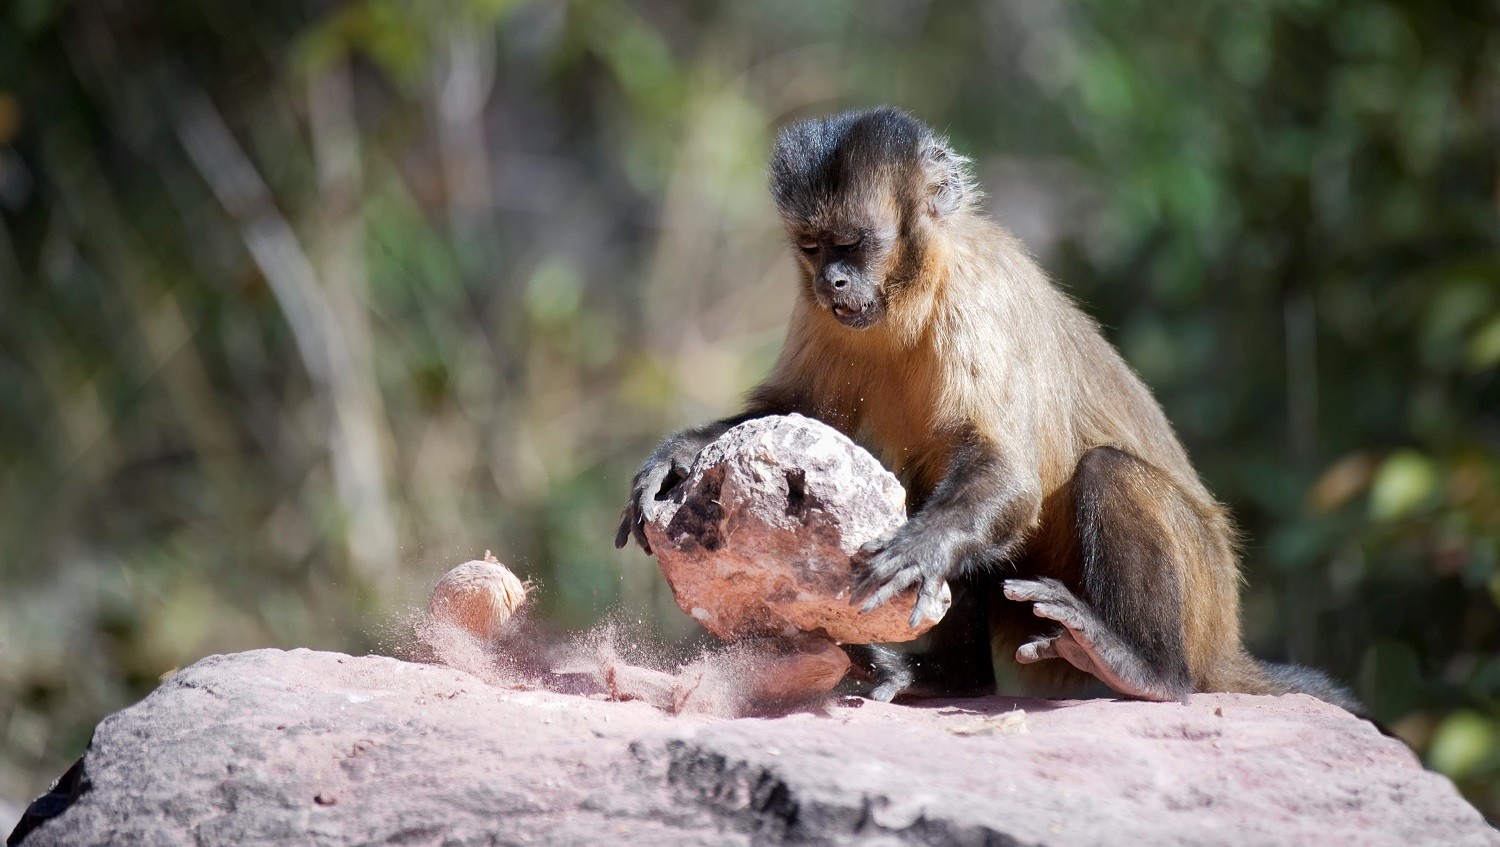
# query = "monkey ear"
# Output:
<box><xmin>921</xmin><ymin>137</ymin><xmax>977</xmax><ymax>219</ymax></box>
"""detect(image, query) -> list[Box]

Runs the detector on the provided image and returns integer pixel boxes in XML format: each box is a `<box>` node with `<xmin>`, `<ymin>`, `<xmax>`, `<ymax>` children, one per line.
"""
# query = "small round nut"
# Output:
<box><xmin>428</xmin><ymin>551</ymin><xmax>528</xmax><ymax>640</ymax></box>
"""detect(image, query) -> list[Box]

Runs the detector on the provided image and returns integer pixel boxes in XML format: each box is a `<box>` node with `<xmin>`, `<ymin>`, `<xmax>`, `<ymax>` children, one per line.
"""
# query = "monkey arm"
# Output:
<box><xmin>851</xmin><ymin>425</ymin><xmax>1042</xmax><ymax>627</ymax></box>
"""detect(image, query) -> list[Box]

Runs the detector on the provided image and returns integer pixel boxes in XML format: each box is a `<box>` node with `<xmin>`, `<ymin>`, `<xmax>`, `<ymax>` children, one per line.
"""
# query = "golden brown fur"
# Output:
<box><xmin>751</xmin><ymin>209</ymin><xmax>1280</xmax><ymax>695</ymax></box>
<box><xmin>621</xmin><ymin>106</ymin><xmax>1355</xmax><ymax>709</ymax></box>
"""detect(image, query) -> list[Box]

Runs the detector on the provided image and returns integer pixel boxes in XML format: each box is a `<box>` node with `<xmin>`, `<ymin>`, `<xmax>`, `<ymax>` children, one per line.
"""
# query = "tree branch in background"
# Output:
<box><xmin>172</xmin><ymin>80</ymin><xmax>398</xmax><ymax>589</ymax></box>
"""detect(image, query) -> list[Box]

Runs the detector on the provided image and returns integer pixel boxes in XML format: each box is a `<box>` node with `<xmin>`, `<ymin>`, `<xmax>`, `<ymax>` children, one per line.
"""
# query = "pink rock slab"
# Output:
<box><xmin>11</xmin><ymin>649</ymin><xmax>1496</xmax><ymax>847</ymax></box>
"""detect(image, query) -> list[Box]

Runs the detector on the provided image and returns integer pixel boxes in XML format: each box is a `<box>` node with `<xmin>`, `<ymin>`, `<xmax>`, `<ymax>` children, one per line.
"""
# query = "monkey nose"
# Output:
<box><xmin>830</xmin><ymin>277</ymin><xmax>849</xmax><ymax>290</ymax></box>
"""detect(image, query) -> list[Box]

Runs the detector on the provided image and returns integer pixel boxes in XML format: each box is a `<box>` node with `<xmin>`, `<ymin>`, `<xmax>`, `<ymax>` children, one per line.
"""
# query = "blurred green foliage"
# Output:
<box><xmin>1</xmin><ymin>0</ymin><xmax>1498</xmax><ymax>820</ymax></box>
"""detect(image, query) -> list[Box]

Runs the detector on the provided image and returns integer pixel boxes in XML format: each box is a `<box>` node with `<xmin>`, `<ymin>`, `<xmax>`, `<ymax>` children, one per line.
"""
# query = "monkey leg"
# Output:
<box><xmin>1004</xmin><ymin>578</ymin><xmax>1188</xmax><ymax>703</ymax></box>
<box><xmin>841</xmin><ymin>644</ymin><xmax>914</xmax><ymax>702</ymax></box>
<box><xmin>1005</xmin><ymin>446</ymin><xmax>1203</xmax><ymax>703</ymax></box>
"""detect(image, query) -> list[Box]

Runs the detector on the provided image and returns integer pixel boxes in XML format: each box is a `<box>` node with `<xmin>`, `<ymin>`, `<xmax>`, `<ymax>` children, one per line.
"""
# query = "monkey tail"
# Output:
<box><xmin>1233</xmin><ymin>655</ymin><xmax>1366</xmax><ymax>716</ymax></box>
<box><xmin>1249</xmin><ymin>658</ymin><xmax>1414</xmax><ymax>739</ymax></box>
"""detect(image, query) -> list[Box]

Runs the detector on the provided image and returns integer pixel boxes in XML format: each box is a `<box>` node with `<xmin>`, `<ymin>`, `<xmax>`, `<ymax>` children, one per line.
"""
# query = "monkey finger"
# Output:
<box><xmin>1028</xmin><ymin>600</ymin><xmax>1069</xmax><ymax>623</ymax></box>
<box><xmin>1029</xmin><ymin>601</ymin><xmax>1090</xmax><ymax>635</ymax></box>
<box><xmin>1016</xmin><ymin>636</ymin><xmax>1061</xmax><ymax>664</ymax></box>
<box><xmin>618</xmin><ymin>500</ymin><xmax>652</xmax><ymax>555</ymax></box>
<box><xmin>1001</xmin><ymin>579</ymin><xmax>1040</xmax><ymax>603</ymax></box>
<box><xmin>614</xmin><ymin>509</ymin><xmax>635</xmax><ymax>549</ymax></box>
<box><xmin>650</xmin><ymin>462</ymin><xmax>677</xmax><ymax>498</ymax></box>
<box><xmin>908</xmin><ymin>579</ymin><xmax>950</xmax><ymax>628</ymax></box>
<box><xmin>848</xmin><ymin>557</ymin><xmax>900</xmax><ymax>604</ymax></box>
<box><xmin>1001</xmin><ymin>577</ymin><xmax>1063</xmax><ymax>604</ymax></box>
<box><xmin>860</xmin><ymin>569</ymin><xmax>919</xmax><ymax>613</ymax></box>
<box><xmin>848</xmin><ymin>564</ymin><xmax>897</xmax><ymax>605</ymax></box>
<box><xmin>631</xmin><ymin>517</ymin><xmax>653</xmax><ymax>555</ymax></box>
<box><xmin>856</xmin><ymin>531</ymin><xmax>896</xmax><ymax>560</ymax></box>
<box><xmin>848</xmin><ymin>575</ymin><xmax>880</xmax><ymax>606</ymax></box>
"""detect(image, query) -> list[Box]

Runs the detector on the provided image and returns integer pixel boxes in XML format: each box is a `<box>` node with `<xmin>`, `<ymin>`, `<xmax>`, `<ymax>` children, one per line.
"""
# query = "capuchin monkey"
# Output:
<box><xmin>617</xmin><ymin>106</ymin><xmax>1357</xmax><ymax>712</ymax></box>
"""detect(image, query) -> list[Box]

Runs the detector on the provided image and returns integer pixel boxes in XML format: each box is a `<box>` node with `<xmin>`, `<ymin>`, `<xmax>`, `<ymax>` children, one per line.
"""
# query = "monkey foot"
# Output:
<box><xmin>1004</xmin><ymin>578</ymin><xmax>1190</xmax><ymax>704</ymax></box>
<box><xmin>842</xmin><ymin>644</ymin><xmax>914</xmax><ymax>703</ymax></box>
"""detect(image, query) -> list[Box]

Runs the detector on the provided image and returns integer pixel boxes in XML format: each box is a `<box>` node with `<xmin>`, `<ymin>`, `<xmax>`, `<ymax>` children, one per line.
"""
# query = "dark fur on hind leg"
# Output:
<box><xmin>1034</xmin><ymin>446</ymin><xmax>1197</xmax><ymax>701</ymax></box>
<box><xmin>1006</xmin><ymin>577</ymin><xmax>1191</xmax><ymax>703</ymax></box>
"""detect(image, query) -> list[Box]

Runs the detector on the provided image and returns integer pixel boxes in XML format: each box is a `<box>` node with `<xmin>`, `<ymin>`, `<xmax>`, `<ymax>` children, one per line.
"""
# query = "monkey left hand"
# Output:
<box><xmin>850</xmin><ymin>524</ymin><xmax>954</xmax><ymax>628</ymax></box>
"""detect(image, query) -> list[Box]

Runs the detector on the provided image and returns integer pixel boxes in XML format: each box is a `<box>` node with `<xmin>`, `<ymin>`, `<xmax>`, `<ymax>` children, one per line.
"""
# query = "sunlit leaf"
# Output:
<box><xmin>1466</xmin><ymin>315</ymin><xmax>1500</xmax><ymax>371</ymax></box>
<box><xmin>1428</xmin><ymin>711</ymin><xmax>1497</xmax><ymax>780</ymax></box>
<box><xmin>1369</xmin><ymin>450</ymin><xmax>1438</xmax><ymax>520</ymax></box>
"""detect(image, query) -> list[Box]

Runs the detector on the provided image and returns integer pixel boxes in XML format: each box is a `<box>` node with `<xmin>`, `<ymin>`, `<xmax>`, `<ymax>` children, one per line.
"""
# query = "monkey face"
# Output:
<box><xmin>794</xmin><ymin>230</ymin><xmax>886</xmax><ymax>329</ymax></box>
<box><xmin>770</xmin><ymin>107</ymin><xmax>977</xmax><ymax>333</ymax></box>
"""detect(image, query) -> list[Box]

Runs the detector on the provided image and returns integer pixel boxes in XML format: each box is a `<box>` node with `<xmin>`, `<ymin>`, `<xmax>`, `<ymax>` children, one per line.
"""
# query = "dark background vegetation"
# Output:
<box><xmin>2</xmin><ymin>0</ymin><xmax>1498</xmax><ymax>821</ymax></box>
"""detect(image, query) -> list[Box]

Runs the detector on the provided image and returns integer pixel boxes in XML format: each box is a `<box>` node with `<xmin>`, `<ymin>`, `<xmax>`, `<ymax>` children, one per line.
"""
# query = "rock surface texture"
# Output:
<box><xmin>645</xmin><ymin>414</ymin><xmax>949</xmax><ymax>644</ymax></box>
<box><xmin>11</xmin><ymin>649</ymin><xmax>1497</xmax><ymax>847</ymax></box>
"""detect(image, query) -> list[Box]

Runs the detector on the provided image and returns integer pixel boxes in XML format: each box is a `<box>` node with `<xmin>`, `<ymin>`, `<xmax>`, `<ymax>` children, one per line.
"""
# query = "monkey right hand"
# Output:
<box><xmin>849</xmin><ymin>522</ymin><xmax>955</xmax><ymax>628</ymax></box>
<box><xmin>614</xmin><ymin>442</ymin><xmax>700</xmax><ymax>555</ymax></box>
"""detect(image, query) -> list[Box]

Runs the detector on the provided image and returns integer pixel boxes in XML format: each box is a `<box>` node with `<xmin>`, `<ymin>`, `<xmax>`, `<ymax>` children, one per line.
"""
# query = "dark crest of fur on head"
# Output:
<box><xmin>769</xmin><ymin>106</ymin><xmax>978</xmax><ymax>226</ymax></box>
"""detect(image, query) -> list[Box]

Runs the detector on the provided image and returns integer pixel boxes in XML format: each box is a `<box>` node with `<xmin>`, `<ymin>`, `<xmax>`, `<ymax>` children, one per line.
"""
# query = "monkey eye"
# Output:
<box><xmin>797</xmin><ymin>241</ymin><xmax>819</xmax><ymax>255</ymax></box>
<box><xmin>832</xmin><ymin>234</ymin><xmax>863</xmax><ymax>249</ymax></box>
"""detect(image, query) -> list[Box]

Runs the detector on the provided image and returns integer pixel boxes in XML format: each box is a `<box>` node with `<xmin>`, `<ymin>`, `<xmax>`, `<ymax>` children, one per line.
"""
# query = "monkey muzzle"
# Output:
<box><xmin>815</xmin><ymin>271</ymin><xmax>881</xmax><ymax>329</ymax></box>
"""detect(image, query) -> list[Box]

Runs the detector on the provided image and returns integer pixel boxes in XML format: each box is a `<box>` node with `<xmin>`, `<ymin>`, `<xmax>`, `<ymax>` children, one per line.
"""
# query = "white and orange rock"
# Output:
<box><xmin>643</xmin><ymin>414</ymin><xmax>949</xmax><ymax>644</ymax></box>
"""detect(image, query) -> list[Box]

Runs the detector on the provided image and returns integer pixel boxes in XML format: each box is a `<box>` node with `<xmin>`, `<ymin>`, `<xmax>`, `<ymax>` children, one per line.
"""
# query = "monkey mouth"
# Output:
<box><xmin>831</xmin><ymin>303</ymin><xmax>877</xmax><ymax>329</ymax></box>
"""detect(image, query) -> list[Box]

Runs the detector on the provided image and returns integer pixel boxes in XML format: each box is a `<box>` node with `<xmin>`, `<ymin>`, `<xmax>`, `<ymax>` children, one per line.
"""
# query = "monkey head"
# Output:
<box><xmin>769</xmin><ymin>107</ymin><xmax>977</xmax><ymax>330</ymax></box>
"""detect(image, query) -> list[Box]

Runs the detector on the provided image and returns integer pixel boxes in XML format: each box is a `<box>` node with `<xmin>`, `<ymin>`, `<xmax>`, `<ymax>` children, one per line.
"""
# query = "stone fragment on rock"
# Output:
<box><xmin>644</xmin><ymin>414</ymin><xmax>948</xmax><ymax>643</ymax></box>
<box><xmin>672</xmin><ymin>635</ymin><xmax>853</xmax><ymax>716</ymax></box>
